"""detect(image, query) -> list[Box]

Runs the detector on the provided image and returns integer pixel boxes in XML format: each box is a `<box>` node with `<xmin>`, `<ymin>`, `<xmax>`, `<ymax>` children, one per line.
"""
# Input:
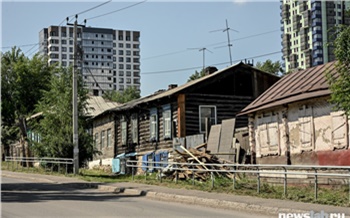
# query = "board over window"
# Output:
<box><xmin>298</xmin><ymin>105</ymin><xmax>313</xmax><ymax>151</ymax></box>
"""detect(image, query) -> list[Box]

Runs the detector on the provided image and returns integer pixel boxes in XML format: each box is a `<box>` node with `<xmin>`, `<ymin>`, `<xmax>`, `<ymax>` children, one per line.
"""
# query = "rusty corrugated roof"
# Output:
<box><xmin>239</xmin><ymin>61</ymin><xmax>338</xmax><ymax>115</ymax></box>
<box><xmin>86</xmin><ymin>95</ymin><xmax>120</xmax><ymax>118</ymax></box>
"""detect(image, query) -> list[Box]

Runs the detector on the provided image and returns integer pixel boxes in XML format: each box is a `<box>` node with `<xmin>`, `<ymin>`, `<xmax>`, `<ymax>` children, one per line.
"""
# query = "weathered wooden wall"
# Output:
<box><xmin>114</xmin><ymin>101</ymin><xmax>178</xmax><ymax>156</ymax></box>
<box><xmin>92</xmin><ymin>112</ymin><xmax>116</xmax><ymax>163</ymax></box>
<box><xmin>185</xmin><ymin>93</ymin><xmax>253</xmax><ymax>136</ymax></box>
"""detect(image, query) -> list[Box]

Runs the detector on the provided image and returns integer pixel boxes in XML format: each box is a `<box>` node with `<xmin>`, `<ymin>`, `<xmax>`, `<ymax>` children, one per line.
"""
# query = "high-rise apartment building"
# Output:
<box><xmin>39</xmin><ymin>26</ymin><xmax>141</xmax><ymax>96</ymax></box>
<box><xmin>280</xmin><ymin>0</ymin><xmax>350</xmax><ymax>72</ymax></box>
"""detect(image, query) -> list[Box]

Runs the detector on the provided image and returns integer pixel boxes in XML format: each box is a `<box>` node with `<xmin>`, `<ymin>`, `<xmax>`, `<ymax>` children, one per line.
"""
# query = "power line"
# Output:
<box><xmin>141</xmin><ymin>29</ymin><xmax>280</xmax><ymax>61</ymax></box>
<box><xmin>24</xmin><ymin>43</ymin><xmax>39</xmax><ymax>56</ymax></box>
<box><xmin>58</xmin><ymin>0</ymin><xmax>112</xmax><ymax>26</ymax></box>
<box><xmin>1</xmin><ymin>43</ymin><xmax>39</xmax><ymax>49</ymax></box>
<box><xmin>141</xmin><ymin>51</ymin><xmax>281</xmax><ymax>75</ymax></box>
<box><xmin>74</xmin><ymin>0</ymin><xmax>112</xmax><ymax>17</ymax></box>
<box><xmin>85</xmin><ymin>0</ymin><xmax>147</xmax><ymax>21</ymax></box>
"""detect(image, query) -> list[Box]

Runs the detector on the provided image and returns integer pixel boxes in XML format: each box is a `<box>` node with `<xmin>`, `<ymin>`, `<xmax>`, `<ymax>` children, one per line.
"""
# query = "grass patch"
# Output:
<box><xmin>2</xmin><ymin>162</ymin><xmax>349</xmax><ymax>207</ymax></box>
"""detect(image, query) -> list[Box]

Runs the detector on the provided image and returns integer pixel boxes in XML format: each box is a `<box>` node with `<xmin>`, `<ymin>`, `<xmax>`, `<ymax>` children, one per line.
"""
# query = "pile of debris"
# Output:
<box><xmin>161</xmin><ymin>144</ymin><xmax>235</xmax><ymax>182</ymax></box>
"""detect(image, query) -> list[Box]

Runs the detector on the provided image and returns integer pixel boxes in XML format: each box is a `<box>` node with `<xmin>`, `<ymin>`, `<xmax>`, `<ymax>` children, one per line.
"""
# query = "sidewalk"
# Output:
<box><xmin>2</xmin><ymin>170</ymin><xmax>349</xmax><ymax>217</ymax></box>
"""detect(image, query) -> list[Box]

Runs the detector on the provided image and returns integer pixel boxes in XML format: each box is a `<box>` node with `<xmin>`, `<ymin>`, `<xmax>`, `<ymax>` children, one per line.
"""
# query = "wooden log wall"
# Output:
<box><xmin>185</xmin><ymin>93</ymin><xmax>253</xmax><ymax>136</ymax></box>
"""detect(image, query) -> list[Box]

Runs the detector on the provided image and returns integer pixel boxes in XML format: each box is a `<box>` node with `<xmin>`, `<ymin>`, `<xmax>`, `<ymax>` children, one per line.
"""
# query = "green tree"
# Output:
<box><xmin>1</xmin><ymin>47</ymin><xmax>53</xmax><ymax>160</ymax></box>
<box><xmin>32</xmin><ymin>67</ymin><xmax>96</xmax><ymax>167</ymax></box>
<box><xmin>255</xmin><ymin>59</ymin><xmax>284</xmax><ymax>76</ymax></box>
<box><xmin>188</xmin><ymin>66</ymin><xmax>218</xmax><ymax>82</ymax></box>
<box><xmin>103</xmin><ymin>86</ymin><xmax>140</xmax><ymax>103</ymax></box>
<box><xmin>327</xmin><ymin>24</ymin><xmax>350</xmax><ymax>114</ymax></box>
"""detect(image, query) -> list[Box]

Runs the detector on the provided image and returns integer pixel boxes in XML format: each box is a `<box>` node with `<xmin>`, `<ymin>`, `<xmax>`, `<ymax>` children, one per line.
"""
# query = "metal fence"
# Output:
<box><xmin>126</xmin><ymin>160</ymin><xmax>350</xmax><ymax>202</ymax></box>
<box><xmin>5</xmin><ymin>156</ymin><xmax>74</xmax><ymax>174</ymax></box>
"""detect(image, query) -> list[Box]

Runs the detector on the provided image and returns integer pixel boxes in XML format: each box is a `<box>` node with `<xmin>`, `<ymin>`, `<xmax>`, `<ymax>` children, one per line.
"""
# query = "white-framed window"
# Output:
<box><xmin>121</xmin><ymin>120</ymin><xmax>127</xmax><ymax>146</ymax></box>
<box><xmin>131</xmin><ymin>114</ymin><xmax>138</xmax><ymax>144</ymax></box>
<box><xmin>162</xmin><ymin>104</ymin><xmax>172</xmax><ymax>139</ymax></box>
<box><xmin>199</xmin><ymin>105</ymin><xmax>217</xmax><ymax>133</ymax></box>
<box><xmin>107</xmin><ymin>129</ymin><xmax>111</xmax><ymax>147</ymax></box>
<box><xmin>101</xmin><ymin>130</ymin><xmax>105</xmax><ymax>149</ymax></box>
<box><xmin>150</xmin><ymin>108</ymin><xmax>158</xmax><ymax>141</ymax></box>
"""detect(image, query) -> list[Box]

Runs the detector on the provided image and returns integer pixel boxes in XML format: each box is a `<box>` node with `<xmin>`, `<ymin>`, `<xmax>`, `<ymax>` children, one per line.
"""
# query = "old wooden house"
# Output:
<box><xmin>239</xmin><ymin>61</ymin><xmax>350</xmax><ymax>166</ymax></box>
<box><xmin>86</xmin><ymin>96</ymin><xmax>120</xmax><ymax>167</ymax></box>
<box><xmin>91</xmin><ymin>62</ymin><xmax>279</xmax><ymax>167</ymax></box>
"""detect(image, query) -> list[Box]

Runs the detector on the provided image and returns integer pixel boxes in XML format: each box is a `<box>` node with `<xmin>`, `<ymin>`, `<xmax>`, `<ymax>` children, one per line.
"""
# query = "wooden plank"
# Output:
<box><xmin>207</xmin><ymin>124</ymin><xmax>221</xmax><ymax>153</ymax></box>
<box><xmin>180</xmin><ymin>145</ymin><xmax>209</xmax><ymax>171</ymax></box>
<box><xmin>177</xmin><ymin>94</ymin><xmax>186</xmax><ymax>137</ymax></box>
<box><xmin>218</xmin><ymin>118</ymin><xmax>236</xmax><ymax>160</ymax></box>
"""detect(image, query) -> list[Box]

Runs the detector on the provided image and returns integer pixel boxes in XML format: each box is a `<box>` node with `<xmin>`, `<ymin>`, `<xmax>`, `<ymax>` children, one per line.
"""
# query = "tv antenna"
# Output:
<box><xmin>210</xmin><ymin>19</ymin><xmax>238</xmax><ymax>65</ymax></box>
<box><xmin>188</xmin><ymin>47</ymin><xmax>213</xmax><ymax>72</ymax></box>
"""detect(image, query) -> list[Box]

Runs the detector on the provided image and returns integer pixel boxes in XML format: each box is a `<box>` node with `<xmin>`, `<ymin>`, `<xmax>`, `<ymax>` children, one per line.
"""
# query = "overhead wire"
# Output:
<box><xmin>141</xmin><ymin>29</ymin><xmax>280</xmax><ymax>61</ymax></box>
<box><xmin>85</xmin><ymin>0</ymin><xmax>147</xmax><ymax>21</ymax></box>
<box><xmin>141</xmin><ymin>51</ymin><xmax>281</xmax><ymax>75</ymax></box>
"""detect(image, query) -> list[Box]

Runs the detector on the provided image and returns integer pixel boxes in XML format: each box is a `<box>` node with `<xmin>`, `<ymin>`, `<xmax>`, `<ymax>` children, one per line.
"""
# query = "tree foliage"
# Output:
<box><xmin>32</xmin><ymin>67</ymin><xmax>96</xmax><ymax>166</ymax></box>
<box><xmin>255</xmin><ymin>59</ymin><xmax>284</xmax><ymax>76</ymax></box>
<box><xmin>1</xmin><ymin>47</ymin><xmax>53</xmax><ymax>156</ymax></box>
<box><xmin>188</xmin><ymin>66</ymin><xmax>218</xmax><ymax>82</ymax></box>
<box><xmin>103</xmin><ymin>86</ymin><xmax>140</xmax><ymax>103</ymax></box>
<box><xmin>327</xmin><ymin>25</ymin><xmax>350</xmax><ymax>114</ymax></box>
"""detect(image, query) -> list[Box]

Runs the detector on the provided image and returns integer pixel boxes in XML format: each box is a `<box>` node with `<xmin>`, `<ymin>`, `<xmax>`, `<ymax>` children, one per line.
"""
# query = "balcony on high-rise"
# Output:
<box><xmin>302</xmin><ymin>10</ymin><xmax>311</xmax><ymax>27</ymax></box>
<box><xmin>299</xmin><ymin>1</ymin><xmax>308</xmax><ymax>12</ymax></box>
<box><xmin>311</xmin><ymin>1</ymin><xmax>321</xmax><ymax>11</ymax></box>
<box><xmin>282</xmin><ymin>4</ymin><xmax>290</xmax><ymax>20</ymax></box>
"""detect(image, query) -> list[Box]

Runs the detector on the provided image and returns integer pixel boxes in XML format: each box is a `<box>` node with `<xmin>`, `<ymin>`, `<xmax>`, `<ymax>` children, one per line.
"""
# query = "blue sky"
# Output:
<box><xmin>1</xmin><ymin>0</ymin><xmax>282</xmax><ymax>96</ymax></box>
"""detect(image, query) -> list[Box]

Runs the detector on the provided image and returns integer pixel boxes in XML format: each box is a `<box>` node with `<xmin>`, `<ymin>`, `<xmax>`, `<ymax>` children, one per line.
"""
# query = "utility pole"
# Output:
<box><xmin>67</xmin><ymin>15</ymin><xmax>85</xmax><ymax>175</ymax></box>
<box><xmin>188</xmin><ymin>47</ymin><xmax>212</xmax><ymax>72</ymax></box>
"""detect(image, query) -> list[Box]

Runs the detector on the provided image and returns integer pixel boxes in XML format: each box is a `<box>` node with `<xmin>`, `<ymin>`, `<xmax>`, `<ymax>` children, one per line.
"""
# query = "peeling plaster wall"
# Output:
<box><xmin>251</xmin><ymin>96</ymin><xmax>349</xmax><ymax>165</ymax></box>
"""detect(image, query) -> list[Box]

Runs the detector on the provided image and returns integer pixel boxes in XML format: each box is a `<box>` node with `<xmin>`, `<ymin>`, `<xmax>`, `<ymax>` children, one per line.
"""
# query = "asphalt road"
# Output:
<box><xmin>1</xmin><ymin>177</ymin><xmax>273</xmax><ymax>218</ymax></box>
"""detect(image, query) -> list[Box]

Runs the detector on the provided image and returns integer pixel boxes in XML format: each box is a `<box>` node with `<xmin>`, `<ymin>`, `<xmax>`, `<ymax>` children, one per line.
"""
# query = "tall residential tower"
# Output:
<box><xmin>280</xmin><ymin>0</ymin><xmax>350</xmax><ymax>72</ymax></box>
<box><xmin>39</xmin><ymin>26</ymin><xmax>141</xmax><ymax>96</ymax></box>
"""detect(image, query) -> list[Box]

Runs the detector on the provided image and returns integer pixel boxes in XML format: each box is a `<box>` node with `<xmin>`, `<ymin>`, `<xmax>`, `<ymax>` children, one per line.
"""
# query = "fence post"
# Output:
<box><xmin>211</xmin><ymin>172</ymin><xmax>214</xmax><ymax>190</ymax></box>
<box><xmin>283</xmin><ymin>167</ymin><xmax>287</xmax><ymax>197</ymax></box>
<box><xmin>132</xmin><ymin>166</ymin><xmax>135</xmax><ymax>181</ymax></box>
<box><xmin>233</xmin><ymin>171</ymin><xmax>236</xmax><ymax>190</ymax></box>
<box><xmin>257</xmin><ymin>167</ymin><xmax>260</xmax><ymax>194</ymax></box>
<box><xmin>314</xmin><ymin>168</ymin><xmax>318</xmax><ymax>200</ymax></box>
<box><xmin>192</xmin><ymin>171</ymin><xmax>195</xmax><ymax>185</ymax></box>
<box><xmin>66</xmin><ymin>163</ymin><xmax>68</xmax><ymax>175</ymax></box>
<box><xmin>175</xmin><ymin>171</ymin><xmax>178</xmax><ymax>184</ymax></box>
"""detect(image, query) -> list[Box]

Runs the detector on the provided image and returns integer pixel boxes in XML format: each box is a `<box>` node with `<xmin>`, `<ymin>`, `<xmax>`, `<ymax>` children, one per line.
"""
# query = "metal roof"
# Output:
<box><xmin>239</xmin><ymin>61</ymin><xmax>338</xmax><ymax>115</ymax></box>
<box><xmin>86</xmin><ymin>95</ymin><xmax>120</xmax><ymax>118</ymax></box>
<box><xmin>111</xmin><ymin>62</ymin><xmax>279</xmax><ymax>112</ymax></box>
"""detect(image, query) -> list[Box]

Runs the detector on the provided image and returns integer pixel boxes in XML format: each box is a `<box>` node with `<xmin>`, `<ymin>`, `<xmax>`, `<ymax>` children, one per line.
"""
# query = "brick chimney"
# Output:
<box><xmin>168</xmin><ymin>84</ymin><xmax>178</xmax><ymax>90</ymax></box>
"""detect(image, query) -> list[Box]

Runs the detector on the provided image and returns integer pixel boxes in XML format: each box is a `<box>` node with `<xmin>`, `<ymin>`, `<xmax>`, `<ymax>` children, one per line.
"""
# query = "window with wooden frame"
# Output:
<box><xmin>94</xmin><ymin>133</ymin><xmax>99</xmax><ymax>149</ymax></box>
<box><xmin>101</xmin><ymin>130</ymin><xmax>105</xmax><ymax>149</ymax></box>
<box><xmin>150</xmin><ymin>108</ymin><xmax>158</xmax><ymax>141</ymax></box>
<box><xmin>131</xmin><ymin>114</ymin><xmax>138</xmax><ymax>144</ymax></box>
<box><xmin>162</xmin><ymin>104</ymin><xmax>172</xmax><ymax>140</ymax></box>
<box><xmin>199</xmin><ymin>105</ymin><xmax>217</xmax><ymax>133</ymax></box>
<box><xmin>121</xmin><ymin>119</ymin><xmax>127</xmax><ymax>146</ymax></box>
<box><xmin>107</xmin><ymin>129</ymin><xmax>111</xmax><ymax>147</ymax></box>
